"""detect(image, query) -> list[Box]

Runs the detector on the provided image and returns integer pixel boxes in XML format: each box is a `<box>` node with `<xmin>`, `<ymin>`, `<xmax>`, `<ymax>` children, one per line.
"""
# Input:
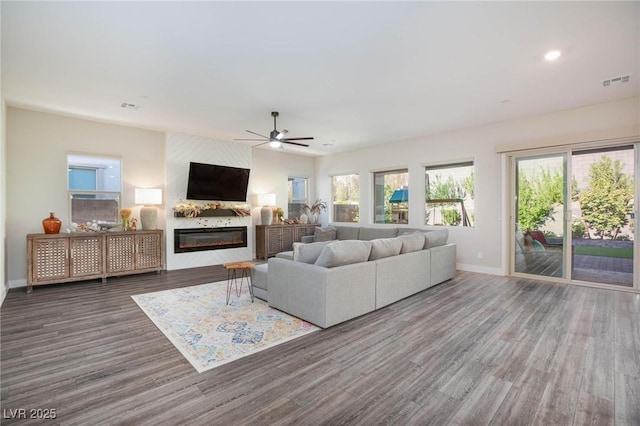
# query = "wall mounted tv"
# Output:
<box><xmin>186</xmin><ymin>162</ymin><xmax>250</xmax><ymax>201</ymax></box>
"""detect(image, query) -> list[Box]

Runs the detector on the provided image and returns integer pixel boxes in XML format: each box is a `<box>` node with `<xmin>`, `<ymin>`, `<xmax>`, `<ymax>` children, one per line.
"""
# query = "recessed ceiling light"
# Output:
<box><xmin>323</xmin><ymin>143</ymin><xmax>334</xmax><ymax>147</ymax></box>
<box><xmin>544</xmin><ymin>50</ymin><xmax>561</xmax><ymax>61</ymax></box>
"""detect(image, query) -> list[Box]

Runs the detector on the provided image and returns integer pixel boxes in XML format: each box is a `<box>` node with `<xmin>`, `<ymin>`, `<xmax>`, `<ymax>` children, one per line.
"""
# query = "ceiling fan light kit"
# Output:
<box><xmin>235</xmin><ymin>111</ymin><xmax>314</xmax><ymax>149</ymax></box>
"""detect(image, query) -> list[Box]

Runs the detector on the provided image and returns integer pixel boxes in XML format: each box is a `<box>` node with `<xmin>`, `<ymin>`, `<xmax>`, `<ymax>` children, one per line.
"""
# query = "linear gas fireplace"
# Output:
<box><xmin>174</xmin><ymin>227</ymin><xmax>247</xmax><ymax>253</ymax></box>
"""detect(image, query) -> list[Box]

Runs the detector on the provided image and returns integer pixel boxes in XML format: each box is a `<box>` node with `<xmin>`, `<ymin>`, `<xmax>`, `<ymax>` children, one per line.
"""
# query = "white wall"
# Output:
<box><xmin>4</xmin><ymin>108</ymin><xmax>318</xmax><ymax>284</ymax></box>
<box><xmin>250</xmin><ymin>148</ymin><xmax>316</xmax><ymax>220</ymax></box>
<box><xmin>165</xmin><ymin>132</ymin><xmax>252</xmax><ymax>270</ymax></box>
<box><xmin>315</xmin><ymin>97</ymin><xmax>640</xmax><ymax>275</ymax></box>
<box><xmin>1</xmin><ymin>101</ymin><xmax>6</xmax><ymax>304</ymax></box>
<box><xmin>0</xmin><ymin>1</ymin><xmax>7</xmax><ymax>304</ymax></box>
<box><xmin>6</xmin><ymin>107</ymin><xmax>165</xmax><ymax>287</ymax></box>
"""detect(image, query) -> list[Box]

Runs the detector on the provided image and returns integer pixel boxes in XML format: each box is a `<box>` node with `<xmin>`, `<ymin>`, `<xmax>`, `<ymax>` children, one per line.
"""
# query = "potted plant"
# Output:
<box><xmin>301</xmin><ymin>199</ymin><xmax>327</xmax><ymax>224</ymax></box>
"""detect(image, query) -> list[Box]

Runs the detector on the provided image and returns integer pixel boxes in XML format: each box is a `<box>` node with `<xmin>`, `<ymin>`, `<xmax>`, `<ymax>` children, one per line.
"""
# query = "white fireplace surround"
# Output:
<box><xmin>165</xmin><ymin>133</ymin><xmax>253</xmax><ymax>271</ymax></box>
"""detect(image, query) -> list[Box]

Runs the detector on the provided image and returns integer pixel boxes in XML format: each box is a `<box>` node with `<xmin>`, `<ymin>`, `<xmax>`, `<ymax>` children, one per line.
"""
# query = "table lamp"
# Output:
<box><xmin>256</xmin><ymin>193</ymin><xmax>276</xmax><ymax>225</ymax></box>
<box><xmin>135</xmin><ymin>188</ymin><xmax>163</xmax><ymax>230</ymax></box>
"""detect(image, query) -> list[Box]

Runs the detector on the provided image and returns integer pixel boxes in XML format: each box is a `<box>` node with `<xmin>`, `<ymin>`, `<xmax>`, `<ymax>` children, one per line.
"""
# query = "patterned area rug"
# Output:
<box><xmin>132</xmin><ymin>281</ymin><xmax>318</xmax><ymax>373</ymax></box>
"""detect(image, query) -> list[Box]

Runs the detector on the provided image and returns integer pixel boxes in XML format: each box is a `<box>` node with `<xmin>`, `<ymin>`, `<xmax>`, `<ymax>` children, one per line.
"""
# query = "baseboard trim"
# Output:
<box><xmin>9</xmin><ymin>279</ymin><xmax>27</xmax><ymax>289</ymax></box>
<box><xmin>456</xmin><ymin>263</ymin><xmax>504</xmax><ymax>276</ymax></box>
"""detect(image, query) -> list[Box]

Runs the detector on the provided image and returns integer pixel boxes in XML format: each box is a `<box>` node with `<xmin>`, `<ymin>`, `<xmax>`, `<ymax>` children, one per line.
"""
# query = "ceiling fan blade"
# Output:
<box><xmin>245</xmin><ymin>130</ymin><xmax>269</xmax><ymax>139</ymax></box>
<box><xmin>282</xmin><ymin>137</ymin><xmax>314</xmax><ymax>141</ymax></box>
<box><xmin>282</xmin><ymin>140</ymin><xmax>310</xmax><ymax>147</ymax></box>
<box><xmin>251</xmin><ymin>142</ymin><xmax>270</xmax><ymax>148</ymax></box>
<box><xmin>234</xmin><ymin>138</ymin><xmax>268</xmax><ymax>141</ymax></box>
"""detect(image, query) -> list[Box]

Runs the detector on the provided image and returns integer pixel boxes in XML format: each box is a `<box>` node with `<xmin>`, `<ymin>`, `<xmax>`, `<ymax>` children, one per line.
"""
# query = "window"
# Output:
<box><xmin>287</xmin><ymin>176</ymin><xmax>308</xmax><ymax>218</ymax></box>
<box><xmin>332</xmin><ymin>174</ymin><xmax>360</xmax><ymax>223</ymax></box>
<box><xmin>68</xmin><ymin>154</ymin><xmax>122</xmax><ymax>224</ymax></box>
<box><xmin>373</xmin><ymin>169</ymin><xmax>409</xmax><ymax>224</ymax></box>
<box><xmin>425</xmin><ymin>161</ymin><xmax>474</xmax><ymax>226</ymax></box>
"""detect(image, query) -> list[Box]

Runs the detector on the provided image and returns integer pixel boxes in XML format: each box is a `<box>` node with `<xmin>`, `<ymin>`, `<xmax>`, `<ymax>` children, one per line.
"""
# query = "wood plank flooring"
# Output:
<box><xmin>1</xmin><ymin>267</ymin><xmax>639</xmax><ymax>425</ymax></box>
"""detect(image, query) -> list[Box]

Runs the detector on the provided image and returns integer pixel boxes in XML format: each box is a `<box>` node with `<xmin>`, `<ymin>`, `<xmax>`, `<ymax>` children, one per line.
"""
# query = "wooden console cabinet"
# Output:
<box><xmin>255</xmin><ymin>224</ymin><xmax>319</xmax><ymax>259</ymax></box>
<box><xmin>27</xmin><ymin>230</ymin><xmax>163</xmax><ymax>292</ymax></box>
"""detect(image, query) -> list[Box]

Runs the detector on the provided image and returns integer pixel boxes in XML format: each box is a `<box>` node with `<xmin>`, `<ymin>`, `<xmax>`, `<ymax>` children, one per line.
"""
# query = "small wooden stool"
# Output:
<box><xmin>223</xmin><ymin>262</ymin><xmax>255</xmax><ymax>305</ymax></box>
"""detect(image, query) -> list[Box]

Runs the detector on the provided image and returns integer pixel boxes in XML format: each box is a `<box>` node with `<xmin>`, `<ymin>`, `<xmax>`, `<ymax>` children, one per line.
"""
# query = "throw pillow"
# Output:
<box><xmin>424</xmin><ymin>229</ymin><xmax>449</xmax><ymax>249</ymax></box>
<box><xmin>314</xmin><ymin>240</ymin><xmax>372</xmax><ymax>268</ymax></box>
<box><xmin>398</xmin><ymin>232</ymin><xmax>426</xmax><ymax>254</ymax></box>
<box><xmin>314</xmin><ymin>226</ymin><xmax>338</xmax><ymax>242</ymax></box>
<box><xmin>369</xmin><ymin>237</ymin><xmax>402</xmax><ymax>261</ymax></box>
<box><xmin>293</xmin><ymin>241</ymin><xmax>332</xmax><ymax>264</ymax></box>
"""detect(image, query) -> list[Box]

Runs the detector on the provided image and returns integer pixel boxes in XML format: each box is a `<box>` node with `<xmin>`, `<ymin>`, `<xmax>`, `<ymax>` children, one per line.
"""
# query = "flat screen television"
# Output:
<box><xmin>186</xmin><ymin>162</ymin><xmax>250</xmax><ymax>201</ymax></box>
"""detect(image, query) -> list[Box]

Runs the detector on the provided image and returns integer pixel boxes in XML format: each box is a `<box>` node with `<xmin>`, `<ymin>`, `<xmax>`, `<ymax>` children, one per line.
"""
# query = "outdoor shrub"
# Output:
<box><xmin>442</xmin><ymin>209</ymin><xmax>461</xmax><ymax>226</ymax></box>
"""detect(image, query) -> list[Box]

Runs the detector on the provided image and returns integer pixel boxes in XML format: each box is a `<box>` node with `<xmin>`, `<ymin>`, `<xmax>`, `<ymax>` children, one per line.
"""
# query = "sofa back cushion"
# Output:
<box><xmin>398</xmin><ymin>227</ymin><xmax>426</xmax><ymax>236</ymax></box>
<box><xmin>335</xmin><ymin>226</ymin><xmax>360</xmax><ymax>241</ymax></box>
<box><xmin>398</xmin><ymin>232</ymin><xmax>426</xmax><ymax>254</ymax></box>
<box><xmin>314</xmin><ymin>226</ymin><xmax>337</xmax><ymax>242</ymax></box>
<box><xmin>314</xmin><ymin>240</ymin><xmax>372</xmax><ymax>268</ymax></box>
<box><xmin>358</xmin><ymin>227</ymin><xmax>399</xmax><ymax>241</ymax></box>
<box><xmin>424</xmin><ymin>229</ymin><xmax>449</xmax><ymax>249</ymax></box>
<box><xmin>293</xmin><ymin>241</ymin><xmax>332</xmax><ymax>264</ymax></box>
<box><xmin>369</xmin><ymin>237</ymin><xmax>403</xmax><ymax>260</ymax></box>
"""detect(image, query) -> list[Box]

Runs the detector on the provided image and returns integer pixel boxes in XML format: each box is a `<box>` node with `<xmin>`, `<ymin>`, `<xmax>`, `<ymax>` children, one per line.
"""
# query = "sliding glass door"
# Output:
<box><xmin>511</xmin><ymin>145</ymin><xmax>636</xmax><ymax>289</ymax></box>
<box><xmin>514</xmin><ymin>154</ymin><xmax>567</xmax><ymax>279</ymax></box>
<box><xmin>570</xmin><ymin>146</ymin><xmax>634</xmax><ymax>287</ymax></box>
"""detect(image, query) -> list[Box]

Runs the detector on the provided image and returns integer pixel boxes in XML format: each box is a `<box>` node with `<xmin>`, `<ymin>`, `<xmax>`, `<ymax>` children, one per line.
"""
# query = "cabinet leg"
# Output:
<box><xmin>27</xmin><ymin>285</ymin><xmax>33</xmax><ymax>293</ymax></box>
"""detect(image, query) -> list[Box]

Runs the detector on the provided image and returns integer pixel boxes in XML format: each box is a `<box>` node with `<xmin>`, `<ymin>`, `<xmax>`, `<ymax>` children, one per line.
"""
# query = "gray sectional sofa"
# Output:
<box><xmin>254</xmin><ymin>225</ymin><xmax>456</xmax><ymax>328</ymax></box>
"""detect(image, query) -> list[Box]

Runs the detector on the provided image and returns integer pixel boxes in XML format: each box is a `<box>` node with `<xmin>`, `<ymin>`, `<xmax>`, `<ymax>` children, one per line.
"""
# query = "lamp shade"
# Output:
<box><xmin>135</xmin><ymin>188</ymin><xmax>162</xmax><ymax>205</ymax></box>
<box><xmin>255</xmin><ymin>193</ymin><xmax>276</xmax><ymax>207</ymax></box>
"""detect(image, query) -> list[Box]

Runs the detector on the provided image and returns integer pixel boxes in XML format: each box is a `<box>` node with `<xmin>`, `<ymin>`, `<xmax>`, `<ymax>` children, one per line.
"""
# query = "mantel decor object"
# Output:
<box><xmin>42</xmin><ymin>212</ymin><xmax>62</xmax><ymax>234</ymax></box>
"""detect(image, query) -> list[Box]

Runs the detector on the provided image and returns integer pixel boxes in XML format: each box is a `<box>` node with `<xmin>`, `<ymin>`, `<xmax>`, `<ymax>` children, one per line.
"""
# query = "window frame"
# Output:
<box><xmin>67</xmin><ymin>154</ymin><xmax>122</xmax><ymax>224</ymax></box>
<box><xmin>287</xmin><ymin>176</ymin><xmax>309</xmax><ymax>218</ymax></box>
<box><xmin>372</xmin><ymin>168</ymin><xmax>409</xmax><ymax>224</ymax></box>
<box><xmin>424</xmin><ymin>160</ymin><xmax>475</xmax><ymax>227</ymax></box>
<box><xmin>331</xmin><ymin>173</ymin><xmax>360</xmax><ymax>223</ymax></box>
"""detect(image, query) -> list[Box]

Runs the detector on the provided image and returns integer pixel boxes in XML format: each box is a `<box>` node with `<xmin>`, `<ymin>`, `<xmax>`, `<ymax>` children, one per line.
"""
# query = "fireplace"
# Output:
<box><xmin>174</xmin><ymin>227</ymin><xmax>247</xmax><ymax>253</ymax></box>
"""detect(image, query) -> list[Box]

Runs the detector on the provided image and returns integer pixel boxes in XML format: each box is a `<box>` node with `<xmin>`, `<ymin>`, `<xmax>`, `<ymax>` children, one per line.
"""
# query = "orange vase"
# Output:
<box><xmin>42</xmin><ymin>212</ymin><xmax>62</xmax><ymax>234</ymax></box>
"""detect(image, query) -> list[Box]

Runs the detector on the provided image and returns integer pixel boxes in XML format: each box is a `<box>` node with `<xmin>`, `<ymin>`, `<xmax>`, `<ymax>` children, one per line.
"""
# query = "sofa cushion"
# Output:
<box><xmin>336</xmin><ymin>226</ymin><xmax>360</xmax><ymax>240</ymax></box>
<box><xmin>358</xmin><ymin>227</ymin><xmax>399</xmax><ymax>241</ymax></box>
<box><xmin>369</xmin><ymin>237</ymin><xmax>403</xmax><ymax>260</ymax></box>
<box><xmin>424</xmin><ymin>229</ymin><xmax>449</xmax><ymax>249</ymax></box>
<box><xmin>293</xmin><ymin>241</ymin><xmax>332</xmax><ymax>264</ymax></box>
<box><xmin>251</xmin><ymin>263</ymin><xmax>269</xmax><ymax>290</ymax></box>
<box><xmin>276</xmin><ymin>251</ymin><xmax>294</xmax><ymax>260</ymax></box>
<box><xmin>398</xmin><ymin>232</ymin><xmax>426</xmax><ymax>254</ymax></box>
<box><xmin>398</xmin><ymin>227</ymin><xmax>426</xmax><ymax>236</ymax></box>
<box><xmin>314</xmin><ymin>226</ymin><xmax>337</xmax><ymax>242</ymax></box>
<box><xmin>314</xmin><ymin>240</ymin><xmax>372</xmax><ymax>268</ymax></box>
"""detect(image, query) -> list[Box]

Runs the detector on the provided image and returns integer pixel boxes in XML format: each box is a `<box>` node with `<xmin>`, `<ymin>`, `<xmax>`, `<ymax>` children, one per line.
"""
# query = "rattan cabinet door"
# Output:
<box><xmin>70</xmin><ymin>235</ymin><xmax>103</xmax><ymax>278</ymax></box>
<box><xmin>31</xmin><ymin>237</ymin><xmax>70</xmax><ymax>283</ymax></box>
<box><xmin>106</xmin><ymin>234</ymin><xmax>135</xmax><ymax>273</ymax></box>
<box><xmin>266</xmin><ymin>227</ymin><xmax>283</xmax><ymax>257</ymax></box>
<box><xmin>135</xmin><ymin>232</ymin><xmax>162</xmax><ymax>270</ymax></box>
<box><xmin>281</xmin><ymin>226</ymin><xmax>296</xmax><ymax>252</ymax></box>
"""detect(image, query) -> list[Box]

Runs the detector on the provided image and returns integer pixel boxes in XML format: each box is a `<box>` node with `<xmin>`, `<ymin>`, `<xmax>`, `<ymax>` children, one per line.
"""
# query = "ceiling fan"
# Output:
<box><xmin>235</xmin><ymin>111</ymin><xmax>314</xmax><ymax>148</ymax></box>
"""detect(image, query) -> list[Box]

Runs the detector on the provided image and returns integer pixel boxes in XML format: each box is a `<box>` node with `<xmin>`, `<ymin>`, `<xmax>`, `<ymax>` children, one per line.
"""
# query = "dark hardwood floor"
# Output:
<box><xmin>1</xmin><ymin>267</ymin><xmax>639</xmax><ymax>425</ymax></box>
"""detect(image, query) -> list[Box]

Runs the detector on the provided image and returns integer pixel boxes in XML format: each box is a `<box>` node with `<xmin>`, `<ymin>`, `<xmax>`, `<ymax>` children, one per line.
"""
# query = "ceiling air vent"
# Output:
<box><xmin>120</xmin><ymin>102</ymin><xmax>140</xmax><ymax>110</ymax></box>
<box><xmin>603</xmin><ymin>75</ymin><xmax>631</xmax><ymax>87</ymax></box>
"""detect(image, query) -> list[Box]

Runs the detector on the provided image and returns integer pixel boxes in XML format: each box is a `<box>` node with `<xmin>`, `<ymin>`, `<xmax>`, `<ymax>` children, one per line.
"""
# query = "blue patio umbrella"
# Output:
<box><xmin>389</xmin><ymin>188</ymin><xmax>408</xmax><ymax>203</ymax></box>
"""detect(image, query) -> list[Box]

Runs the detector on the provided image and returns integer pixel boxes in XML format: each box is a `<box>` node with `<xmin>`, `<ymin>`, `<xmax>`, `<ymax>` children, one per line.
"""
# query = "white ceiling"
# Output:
<box><xmin>2</xmin><ymin>1</ymin><xmax>639</xmax><ymax>156</ymax></box>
